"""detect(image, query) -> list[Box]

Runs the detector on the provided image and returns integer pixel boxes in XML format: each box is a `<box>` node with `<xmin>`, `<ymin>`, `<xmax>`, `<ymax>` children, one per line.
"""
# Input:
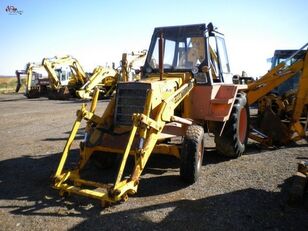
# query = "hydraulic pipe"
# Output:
<box><xmin>159</xmin><ymin>32</ymin><xmax>164</xmax><ymax>81</ymax></box>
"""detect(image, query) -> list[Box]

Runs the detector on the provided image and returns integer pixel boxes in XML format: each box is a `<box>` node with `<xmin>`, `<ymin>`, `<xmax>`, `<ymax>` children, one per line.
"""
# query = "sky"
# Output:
<box><xmin>0</xmin><ymin>0</ymin><xmax>307</xmax><ymax>77</ymax></box>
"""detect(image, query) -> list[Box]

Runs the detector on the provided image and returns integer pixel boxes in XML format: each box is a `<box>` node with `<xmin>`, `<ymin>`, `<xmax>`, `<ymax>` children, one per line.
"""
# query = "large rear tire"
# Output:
<box><xmin>215</xmin><ymin>92</ymin><xmax>249</xmax><ymax>158</ymax></box>
<box><xmin>180</xmin><ymin>125</ymin><xmax>204</xmax><ymax>184</ymax></box>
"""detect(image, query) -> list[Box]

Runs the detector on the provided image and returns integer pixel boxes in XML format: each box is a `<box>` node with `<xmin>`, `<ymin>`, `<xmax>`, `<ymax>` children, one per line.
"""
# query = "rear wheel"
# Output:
<box><xmin>215</xmin><ymin>92</ymin><xmax>249</xmax><ymax>158</ymax></box>
<box><xmin>180</xmin><ymin>125</ymin><xmax>204</xmax><ymax>184</ymax></box>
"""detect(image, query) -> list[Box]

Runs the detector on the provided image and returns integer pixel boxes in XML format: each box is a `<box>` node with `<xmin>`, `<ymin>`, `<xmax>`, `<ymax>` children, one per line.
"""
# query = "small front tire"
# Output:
<box><xmin>180</xmin><ymin>125</ymin><xmax>205</xmax><ymax>184</ymax></box>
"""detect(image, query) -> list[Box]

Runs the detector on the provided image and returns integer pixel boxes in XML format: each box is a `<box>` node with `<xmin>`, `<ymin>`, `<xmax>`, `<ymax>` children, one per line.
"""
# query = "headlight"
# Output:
<box><xmin>191</xmin><ymin>66</ymin><xmax>199</xmax><ymax>74</ymax></box>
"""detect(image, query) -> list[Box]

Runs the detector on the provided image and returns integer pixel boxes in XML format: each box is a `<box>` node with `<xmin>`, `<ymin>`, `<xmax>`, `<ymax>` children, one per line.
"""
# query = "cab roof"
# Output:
<box><xmin>152</xmin><ymin>24</ymin><xmax>207</xmax><ymax>38</ymax></box>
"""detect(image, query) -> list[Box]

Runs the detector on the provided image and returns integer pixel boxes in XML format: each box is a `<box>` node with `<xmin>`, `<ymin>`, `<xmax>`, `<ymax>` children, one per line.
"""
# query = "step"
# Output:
<box><xmin>210</xmin><ymin>97</ymin><xmax>233</xmax><ymax>104</ymax></box>
<box><xmin>203</xmin><ymin>114</ymin><xmax>228</xmax><ymax>122</ymax></box>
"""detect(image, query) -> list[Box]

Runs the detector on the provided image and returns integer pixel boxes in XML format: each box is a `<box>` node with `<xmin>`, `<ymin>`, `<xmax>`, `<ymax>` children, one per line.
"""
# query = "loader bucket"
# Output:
<box><xmin>259</xmin><ymin>107</ymin><xmax>290</xmax><ymax>146</ymax></box>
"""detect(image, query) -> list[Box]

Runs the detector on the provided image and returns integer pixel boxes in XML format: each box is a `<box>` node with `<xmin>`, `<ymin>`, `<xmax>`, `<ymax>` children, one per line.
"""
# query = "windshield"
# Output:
<box><xmin>148</xmin><ymin>36</ymin><xmax>205</xmax><ymax>70</ymax></box>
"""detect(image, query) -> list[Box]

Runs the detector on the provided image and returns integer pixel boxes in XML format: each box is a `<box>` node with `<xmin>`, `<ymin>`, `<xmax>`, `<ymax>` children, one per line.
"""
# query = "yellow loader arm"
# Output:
<box><xmin>53</xmin><ymin>77</ymin><xmax>195</xmax><ymax>205</ymax></box>
<box><xmin>76</xmin><ymin>66</ymin><xmax>118</xmax><ymax>99</ymax></box>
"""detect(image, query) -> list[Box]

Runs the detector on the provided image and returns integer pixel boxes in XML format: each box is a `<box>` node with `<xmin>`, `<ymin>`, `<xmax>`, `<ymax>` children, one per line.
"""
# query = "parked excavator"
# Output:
<box><xmin>53</xmin><ymin>23</ymin><xmax>250</xmax><ymax>205</ymax></box>
<box><xmin>42</xmin><ymin>55</ymin><xmax>88</xmax><ymax>99</ymax></box>
<box><xmin>15</xmin><ymin>63</ymin><xmax>49</xmax><ymax>98</ymax></box>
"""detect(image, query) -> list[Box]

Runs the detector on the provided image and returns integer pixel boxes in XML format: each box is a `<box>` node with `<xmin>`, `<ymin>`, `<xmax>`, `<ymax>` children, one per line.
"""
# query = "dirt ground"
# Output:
<box><xmin>0</xmin><ymin>93</ymin><xmax>308</xmax><ymax>231</ymax></box>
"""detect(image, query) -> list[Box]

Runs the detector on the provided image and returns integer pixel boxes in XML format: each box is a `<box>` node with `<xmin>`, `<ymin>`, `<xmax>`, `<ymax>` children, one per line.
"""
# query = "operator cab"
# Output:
<box><xmin>143</xmin><ymin>23</ymin><xmax>233</xmax><ymax>84</ymax></box>
<box><xmin>55</xmin><ymin>66</ymin><xmax>71</xmax><ymax>86</ymax></box>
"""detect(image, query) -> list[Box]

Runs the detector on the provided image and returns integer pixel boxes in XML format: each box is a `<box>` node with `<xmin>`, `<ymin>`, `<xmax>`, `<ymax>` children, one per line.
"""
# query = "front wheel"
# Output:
<box><xmin>180</xmin><ymin>125</ymin><xmax>205</xmax><ymax>184</ymax></box>
<box><xmin>215</xmin><ymin>92</ymin><xmax>249</xmax><ymax>158</ymax></box>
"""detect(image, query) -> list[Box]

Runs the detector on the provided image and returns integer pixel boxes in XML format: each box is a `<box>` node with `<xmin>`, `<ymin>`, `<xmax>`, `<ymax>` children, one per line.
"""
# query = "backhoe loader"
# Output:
<box><xmin>256</xmin><ymin>49</ymin><xmax>306</xmax><ymax>119</ymax></box>
<box><xmin>42</xmin><ymin>55</ymin><xmax>88</xmax><ymax>99</ymax></box>
<box><xmin>53</xmin><ymin>23</ymin><xmax>250</xmax><ymax>205</ymax></box>
<box><xmin>247</xmin><ymin>43</ymin><xmax>308</xmax><ymax>146</ymax></box>
<box><xmin>15</xmin><ymin>63</ymin><xmax>49</xmax><ymax>98</ymax></box>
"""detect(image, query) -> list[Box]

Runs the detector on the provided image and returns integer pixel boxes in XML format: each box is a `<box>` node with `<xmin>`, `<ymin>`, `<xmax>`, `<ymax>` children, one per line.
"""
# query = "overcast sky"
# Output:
<box><xmin>0</xmin><ymin>0</ymin><xmax>307</xmax><ymax>77</ymax></box>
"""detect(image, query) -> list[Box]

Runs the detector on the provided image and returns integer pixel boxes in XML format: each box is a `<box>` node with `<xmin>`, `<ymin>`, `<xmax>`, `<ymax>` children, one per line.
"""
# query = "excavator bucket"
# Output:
<box><xmin>258</xmin><ymin>107</ymin><xmax>290</xmax><ymax>146</ymax></box>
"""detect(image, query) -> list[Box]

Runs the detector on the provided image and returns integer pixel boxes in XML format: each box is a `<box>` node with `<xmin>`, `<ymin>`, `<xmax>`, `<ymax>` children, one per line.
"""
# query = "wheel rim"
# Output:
<box><xmin>238</xmin><ymin>107</ymin><xmax>248</xmax><ymax>143</ymax></box>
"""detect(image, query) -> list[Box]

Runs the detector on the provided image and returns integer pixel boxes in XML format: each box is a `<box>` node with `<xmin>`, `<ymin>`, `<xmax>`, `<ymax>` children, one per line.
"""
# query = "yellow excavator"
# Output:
<box><xmin>15</xmin><ymin>63</ymin><xmax>49</xmax><ymax>98</ymax></box>
<box><xmin>53</xmin><ymin>23</ymin><xmax>250</xmax><ymax>205</ymax></box>
<box><xmin>42</xmin><ymin>55</ymin><xmax>88</xmax><ymax>99</ymax></box>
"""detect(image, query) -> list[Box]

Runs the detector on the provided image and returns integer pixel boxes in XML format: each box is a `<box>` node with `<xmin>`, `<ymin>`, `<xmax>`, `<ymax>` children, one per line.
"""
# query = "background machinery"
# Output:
<box><xmin>15</xmin><ymin>62</ymin><xmax>49</xmax><ymax>98</ymax></box>
<box><xmin>270</xmin><ymin>49</ymin><xmax>306</xmax><ymax>95</ymax></box>
<box><xmin>42</xmin><ymin>55</ymin><xmax>88</xmax><ymax>99</ymax></box>
<box><xmin>53</xmin><ymin>23</ymin><xmax>251</xmax><ymax>205</ymax></box>
<box><xmin>18</xmin><ymin>51</ymin><xmax>147</xmax><ymax>100</ymax></box>
<box><xmin>76</xmin><ymin>50</ymin><xmax>147</xmax><ymax>99</ymax></box>
<box><xmin>76</xmin><ymin>65</ymin><xmax>119</xmax><ymax>99</ymax></box>
<box><xmin>247</xmin><ymin>44</ymin><xmax>308</xmax><ymax>146</ymax></box>
<box><xmin>256</xmin><ymin>49</ymin><xmax>307</xmax><ymax>119</ymax></box>
<box><xmin>120</xmin><ymin>50</ymin><xmax>147</xmax><ymax>82</ymax></box>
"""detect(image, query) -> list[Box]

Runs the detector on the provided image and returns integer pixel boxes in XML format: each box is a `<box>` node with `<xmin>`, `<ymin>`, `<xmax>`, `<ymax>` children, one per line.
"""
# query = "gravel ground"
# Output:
<box><xmin>0</xmin><ymin>93</ymin><xmax>307</xmax><ymax>231</ymax></box>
